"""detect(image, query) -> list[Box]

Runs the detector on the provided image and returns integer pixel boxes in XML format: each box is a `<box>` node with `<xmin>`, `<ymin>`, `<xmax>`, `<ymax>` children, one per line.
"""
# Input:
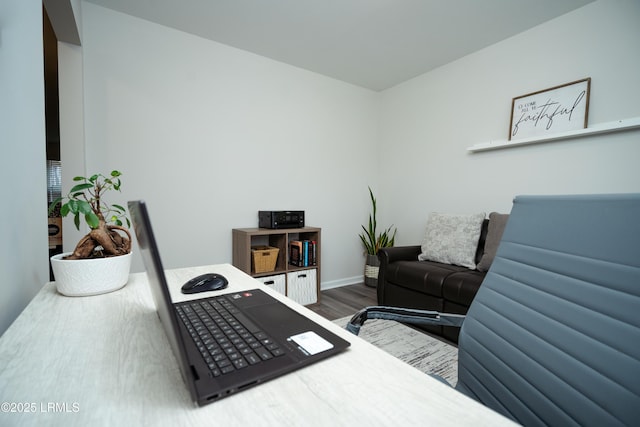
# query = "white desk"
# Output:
<box><xmin>0</xmin><ymin>264</ymin><xmax>515</xmax><ymax>426</ymax></box>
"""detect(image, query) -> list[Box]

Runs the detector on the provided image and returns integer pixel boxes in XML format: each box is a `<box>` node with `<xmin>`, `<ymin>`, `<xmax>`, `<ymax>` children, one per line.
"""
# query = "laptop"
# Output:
<box><xmin>128</xmin><ymin>200</ymin><xmax>350</xmax><ymax>406</ymax></box>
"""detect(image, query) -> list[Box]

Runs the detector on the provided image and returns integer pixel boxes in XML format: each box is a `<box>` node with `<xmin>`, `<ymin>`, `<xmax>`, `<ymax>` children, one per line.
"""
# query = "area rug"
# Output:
<box><xmin>333</xmin><ymin>316</ymin><xmax>458</xmax><ymax>386</ymax></box>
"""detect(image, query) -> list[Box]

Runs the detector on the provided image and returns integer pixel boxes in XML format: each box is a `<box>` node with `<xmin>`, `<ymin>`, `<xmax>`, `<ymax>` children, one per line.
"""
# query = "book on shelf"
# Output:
<box><xmin>289</xmin><ymin>240</ymin><xmax>303</xmax><ymax>267</ymax></box>
<box><xmin>289</xmin><ymin>240</ymin><xmax>317</xmax><ymax>267</ymax></box>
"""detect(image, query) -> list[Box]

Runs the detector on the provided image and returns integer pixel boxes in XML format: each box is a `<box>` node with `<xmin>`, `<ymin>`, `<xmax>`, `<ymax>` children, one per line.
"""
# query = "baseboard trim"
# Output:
<box><xmin>321</xmin><ymin>275</ymin><xmax>363</xmax><ymax>291</ymax></box>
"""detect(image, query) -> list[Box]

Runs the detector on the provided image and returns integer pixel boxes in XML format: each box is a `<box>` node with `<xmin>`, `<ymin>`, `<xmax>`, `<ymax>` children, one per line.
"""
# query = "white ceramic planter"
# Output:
<box><xmin>50</xmin><ymin>252</ymin><xmax>132</xmax><ymax>297</ymax></box>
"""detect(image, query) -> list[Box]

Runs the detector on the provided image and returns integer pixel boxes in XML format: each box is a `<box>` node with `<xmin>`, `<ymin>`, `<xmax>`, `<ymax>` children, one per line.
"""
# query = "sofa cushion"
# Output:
<box><xmin>442</xmin><ymin>270</ymin><xmax>486</xmax><ymax>305</ymax></box>
<box><xmin>476</xmin><ymin>212</ymin><xmax>509</xmax><ymax>272</ymax></box>
<box><xmin>418</xmin><ymin>212</ymin><xmax>486</xmax><ymax>269</ymax></box>
<box><xmin>385</xmin><ymin>260</ymin><xmax>468</xmax><ymax>297</ymax></box>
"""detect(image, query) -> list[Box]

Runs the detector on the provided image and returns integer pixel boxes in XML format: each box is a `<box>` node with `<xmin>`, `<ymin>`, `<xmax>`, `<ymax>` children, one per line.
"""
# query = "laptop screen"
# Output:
<box><xmin>128</xmin><ymin>200</ymin><xmax>198</xmax><ymax>400</ymax></box>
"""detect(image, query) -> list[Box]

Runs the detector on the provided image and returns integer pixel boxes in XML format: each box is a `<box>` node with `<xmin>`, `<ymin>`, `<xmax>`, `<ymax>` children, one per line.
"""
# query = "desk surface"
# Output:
<box><xmin>0</xmin><ymin>264</ymin><xmax>515</xmax><ymax>426</ymax></box>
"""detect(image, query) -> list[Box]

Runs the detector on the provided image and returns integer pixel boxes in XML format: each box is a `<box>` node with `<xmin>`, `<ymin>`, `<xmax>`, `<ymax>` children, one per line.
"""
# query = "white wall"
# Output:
<box><xmin>58</xmin><ymin>0</ymin><xmax>86</xmax><ymax>257</ymax></box>
<box><xmin>70</xmin><ymin>0</ymin><xmax>640</xmax><ymax>293</ymax></box>
<box><xmin>80</xmin><ymin>3</ymin><xmax>380</xmax><ymax>287</ymax></box>
<box><xmin>379</xmin><ymin>0</ymin><xmax>640</xmax><ymax>245</ymax></box>
<box><xmin>0</xmin><ymin>0</ymin><xmax>49</xmax><ymax>335</ymax></box>
<box><xmin>3</xmin><ymin>0</ymin><xmax>635</xmax><ymax>336</ymax></box>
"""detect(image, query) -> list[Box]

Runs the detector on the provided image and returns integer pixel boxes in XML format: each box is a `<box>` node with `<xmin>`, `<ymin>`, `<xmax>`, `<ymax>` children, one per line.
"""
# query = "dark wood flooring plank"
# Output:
<box><xmin>308</xmin><ymin>283</ymin><xmax>377</xmax><ymax>321</ymax></box>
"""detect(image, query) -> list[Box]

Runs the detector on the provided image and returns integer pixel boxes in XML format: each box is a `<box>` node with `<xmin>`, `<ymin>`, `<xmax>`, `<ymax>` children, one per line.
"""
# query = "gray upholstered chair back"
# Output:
<box><xmin>456</xmin><ymin>194</ymin><xmax>640</xmax><ymax>426</ymax></box>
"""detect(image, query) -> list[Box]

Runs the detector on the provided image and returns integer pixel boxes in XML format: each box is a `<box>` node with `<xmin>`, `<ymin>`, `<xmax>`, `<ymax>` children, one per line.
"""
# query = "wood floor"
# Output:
<box><xmin>307</xmin><ymin>283</ymin><xmax>377</xmax><ymax>321</ymax></box>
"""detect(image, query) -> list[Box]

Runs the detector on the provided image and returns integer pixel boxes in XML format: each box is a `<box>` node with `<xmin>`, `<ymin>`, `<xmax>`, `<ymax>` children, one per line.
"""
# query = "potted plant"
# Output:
<box><xmin>48</xmin><ymin>170</ymin><xmax>133</xmax><ymax>296</ymax></box>
<box><xmin>359</xmin><ymin>187</ymin><xmax>396</xmax><ymax>287</ymax></box>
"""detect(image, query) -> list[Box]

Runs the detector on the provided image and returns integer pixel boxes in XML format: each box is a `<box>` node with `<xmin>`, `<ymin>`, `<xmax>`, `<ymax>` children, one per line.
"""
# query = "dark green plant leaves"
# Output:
<box><xmin>69</xmin><ymin>183</ymin><xmax>93</xmax><ymax>194</ymax></box>
<box><xmin>48</xmin><ymin>196</ymin><xmax>62</xmax><ymax>215</ymax></box>
<box><xmin>48</xmin><ymin>170</ymin><xmax>130</xmax><ymax>232</ymax></box>
<box><xmin>85</xmin><ymin>212</ymin><xmax>100</xmax><ymax>229</ymax></box>
<box><xmin>358</xmin><ymin>186</ymin><xmax>397</xmax><ymax>255</ymax></box>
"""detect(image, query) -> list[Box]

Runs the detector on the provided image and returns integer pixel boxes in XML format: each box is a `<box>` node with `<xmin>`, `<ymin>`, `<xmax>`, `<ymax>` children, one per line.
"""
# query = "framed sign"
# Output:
<box><xmin>509</xmin><ymin>78</ymin><xmax>590</xmax><ymax>141</ymax></box>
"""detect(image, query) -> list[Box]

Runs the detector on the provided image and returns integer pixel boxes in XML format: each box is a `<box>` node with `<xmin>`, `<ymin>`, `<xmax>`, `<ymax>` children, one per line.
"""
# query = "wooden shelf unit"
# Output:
<box><xmin>232</xmin><ymin>227</ymin><xmax>321</xmax><ymax>305</ymax></box>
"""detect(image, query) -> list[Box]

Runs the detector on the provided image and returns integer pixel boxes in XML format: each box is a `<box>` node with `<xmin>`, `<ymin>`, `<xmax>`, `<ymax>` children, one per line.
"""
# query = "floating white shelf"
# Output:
<box><xmin>467</xmin><ymin>117</ymin><xmax>640</xmax><ymax>153</ymax></box>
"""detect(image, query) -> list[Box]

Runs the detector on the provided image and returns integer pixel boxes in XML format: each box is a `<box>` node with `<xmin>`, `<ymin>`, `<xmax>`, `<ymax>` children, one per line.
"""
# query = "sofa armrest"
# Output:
<box><xmin>376</xmin><ymin>245</ymin><xmax>421</xmax><ymax>303</ymax></box>
<box><xmin>378</xmin><ymin>245</ymin><xmax>421</xmax><ymax>264</ymax></box>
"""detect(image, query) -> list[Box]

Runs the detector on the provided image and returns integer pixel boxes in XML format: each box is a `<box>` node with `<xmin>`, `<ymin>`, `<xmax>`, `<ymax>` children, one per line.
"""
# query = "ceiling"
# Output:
<box><xmin>84</xmin><ymin>0</ymin><xmax>594</xmax><ymax>91</ymax></box>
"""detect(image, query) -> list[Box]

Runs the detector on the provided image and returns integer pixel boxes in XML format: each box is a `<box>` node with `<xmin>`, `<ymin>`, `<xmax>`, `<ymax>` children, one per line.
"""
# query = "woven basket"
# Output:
<box><xmin>251</xmin><ymin>246</ymin><xmax>279</xmax><ymax>273</ymax></box>
<box><xmin>364</xmin><ymin>254</ymin><xmax>380</xmax><ymax>288</ymax></box>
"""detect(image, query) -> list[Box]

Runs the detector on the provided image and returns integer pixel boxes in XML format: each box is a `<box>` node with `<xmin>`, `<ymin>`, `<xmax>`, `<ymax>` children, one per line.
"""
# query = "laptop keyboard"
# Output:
<box><xmin>176</xmin><ymin>297</ymin><xmax>285</xmax><ymax>377</ymax></box>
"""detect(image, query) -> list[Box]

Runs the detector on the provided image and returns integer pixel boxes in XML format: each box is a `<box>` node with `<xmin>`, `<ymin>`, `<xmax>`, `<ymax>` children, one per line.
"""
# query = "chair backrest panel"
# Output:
<box><xmin>456</xmin><ymin>194</ymin><xmax>640</xmax><ymax>427</ymax></box>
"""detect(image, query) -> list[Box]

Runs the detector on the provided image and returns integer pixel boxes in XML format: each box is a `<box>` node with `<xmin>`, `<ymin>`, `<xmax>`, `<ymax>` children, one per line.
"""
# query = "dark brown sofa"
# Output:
<box><xmin>377</xmin><ymin>213</ymin><xmax>508</xmax><ymax>344</ymax></box>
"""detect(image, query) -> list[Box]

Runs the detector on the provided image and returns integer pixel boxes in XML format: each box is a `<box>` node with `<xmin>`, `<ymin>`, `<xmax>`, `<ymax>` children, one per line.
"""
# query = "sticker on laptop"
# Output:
<box><xmin>288</xmin><ymin>331</ymin><xmax>334</xmax><ymax>356</ymax></box>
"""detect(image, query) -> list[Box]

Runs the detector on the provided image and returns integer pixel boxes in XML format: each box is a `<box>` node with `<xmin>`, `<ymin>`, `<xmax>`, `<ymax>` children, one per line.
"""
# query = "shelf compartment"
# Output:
<box><xmin>287</xmin><ymin>269</ymin><xmax>318</xmax><ymax>305</ymax></box>
<box><xmin>232</xmin><ymin>227</ymin><xmax>321</xmax><ymax>305</ymax></box>
<box><xmin>254</xmin><ymin>273</ymin><xmax>286</xmax><ymax>296</ymax></box>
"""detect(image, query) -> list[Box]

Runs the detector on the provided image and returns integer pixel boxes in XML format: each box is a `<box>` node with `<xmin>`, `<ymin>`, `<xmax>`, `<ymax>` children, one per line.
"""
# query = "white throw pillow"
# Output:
<box><xmin>418</xmin><ymin>212</ymin><xmax>486</xmax><ymax>269</ymax></box>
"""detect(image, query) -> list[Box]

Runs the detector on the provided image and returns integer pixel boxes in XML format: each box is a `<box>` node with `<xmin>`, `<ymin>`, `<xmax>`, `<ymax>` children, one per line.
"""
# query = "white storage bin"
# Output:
<box><xmin>287</xmin><ymin>269</ymin><xmax>317</xmax><ymax>305</ymax></box>
<box><xmin>255</xmin><ymin>273</ymin><xmax>286</xmax><ymax>295</ymax></box>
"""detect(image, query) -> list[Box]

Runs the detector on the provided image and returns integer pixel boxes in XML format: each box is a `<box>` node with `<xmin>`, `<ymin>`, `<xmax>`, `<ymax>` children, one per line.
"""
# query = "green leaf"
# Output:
<box><xmin>359</xmin><ymin>186</ymin><xmax>396</xmax><ymax>254</ymax></box>
<box><xmin>70</xmin><ymin>183</ymin><xmax>93</xmax><ymax>193</ymax></box>
<box><xmin>85</xmin><ymin>212</ymin><xmax>100</xmax><ymax>229</ymax></box>
<box><xmin>77</xmin><ymin>200</ymin><xmax>93</xmax><ymax>214</ymax></box>
<box><xmin>359</xmin><ymin>233</ymin><xmax>373</xmax><ymax>254</ymax></box>
<box><xmin>61</xmin><ymin>170</ymin><xmax>130</xmax><ymax>231</ymax></box>
<box><xmin>48</xmin><ymin>197</ymin><xmax>62</xmax><ymax>215</ymax></box>
<box><xmin>68</xmin><ymin>199</ymin><xmax>79</xmax><ymax>214</ymax></box>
